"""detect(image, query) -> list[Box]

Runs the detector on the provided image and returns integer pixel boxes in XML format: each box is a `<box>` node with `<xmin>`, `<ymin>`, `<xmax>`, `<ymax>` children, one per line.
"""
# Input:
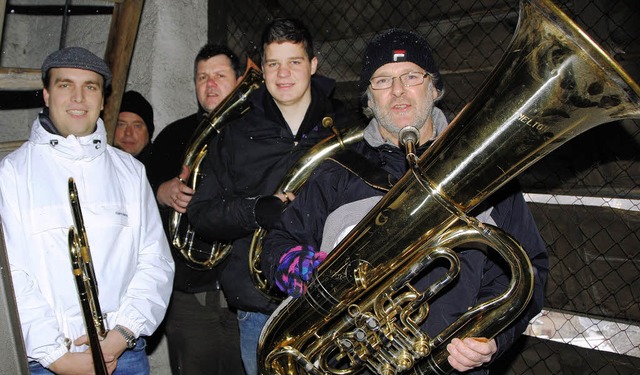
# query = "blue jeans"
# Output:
<box><xmin>237</xmin><ymin>310</ymin><xmax>270</xmax><ymax>375</ymax></box>
<box><xmin>29</xmin><ymin>338</ymin><xmax>149</xmax><ymax>375</ymax></box>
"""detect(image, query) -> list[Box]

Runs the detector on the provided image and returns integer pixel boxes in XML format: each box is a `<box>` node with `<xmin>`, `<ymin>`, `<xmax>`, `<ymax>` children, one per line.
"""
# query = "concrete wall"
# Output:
<box><xmin>0</xmin><ymin>1</ymin><xmax>207</xmax><ymax>372</ymax></box>
<box><xmin>0</xmin><ymin>0</ymin><xmax>207</xmax><ymax>146</ymax></box>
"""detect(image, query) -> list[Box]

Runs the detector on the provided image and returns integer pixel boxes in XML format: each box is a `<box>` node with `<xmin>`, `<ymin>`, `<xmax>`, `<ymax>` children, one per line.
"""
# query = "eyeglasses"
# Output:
<box><xmin>369</xmin><ymin>72</ymin><xmax>429</xmax><ymax>90</ymax></box>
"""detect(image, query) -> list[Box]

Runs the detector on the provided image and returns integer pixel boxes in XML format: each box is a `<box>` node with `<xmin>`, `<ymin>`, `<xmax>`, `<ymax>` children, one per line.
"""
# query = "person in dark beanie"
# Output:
<box><xmin>115</xmin><ymin>90</ymin><xmax>155</xmax><ymax>165</ymax></box>
<box><xmin>0</xmin><ymin>47</ymin><xmax>174</xmax><ymax>374</ymax></box>
<box><xmin>261</xmin><ymin>28</ymin><xmax>548</xmax><ymax>374</ymax></box>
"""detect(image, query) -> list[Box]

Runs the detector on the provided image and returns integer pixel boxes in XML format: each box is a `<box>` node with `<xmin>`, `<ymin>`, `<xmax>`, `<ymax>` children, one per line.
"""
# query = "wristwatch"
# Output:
<box><xmin>113</xmin><ymin>325</ymin><xmax>137</xmax><ymax>349</ymax></box>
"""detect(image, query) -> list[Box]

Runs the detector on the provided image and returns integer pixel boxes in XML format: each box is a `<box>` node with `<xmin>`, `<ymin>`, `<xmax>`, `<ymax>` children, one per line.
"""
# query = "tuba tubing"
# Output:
<box><xmin>169</xmin><ymin>59</ymin><xmax>263</xmax><ymax>270</ymax></box>
<box><xmin>258</xmin><ymin>0</ymin><xmax>640</xmax><ymax>373</ymax></box>
<box><xmin>249</xmin><ymin>122</ymin><xmax>365</xmax><ymax>299</ymax></box>
<box><xmin>68</xmin><ymin>177</ymin><xmax>109</xmax><ymax>375</ymax></box>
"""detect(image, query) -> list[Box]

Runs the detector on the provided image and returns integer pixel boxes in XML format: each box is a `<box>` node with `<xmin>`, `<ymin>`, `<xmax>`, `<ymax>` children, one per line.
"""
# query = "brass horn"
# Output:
<box><xmin>169</xmin><ymin>59</ymin><xmax>262</xmax><ymax>270</ymax></box>
<box><xmin>258</xmin><ymin>0</ymin><xmax>640</xmax><ymax>373</ymax></box>
<box><xmin>68</xmin><ymin>177</ymin><xmax>109</xmax><ymax>375</ymax></box>
<box><xmin>249</xmin><ymin>120</ymin><xmax>365</xmax><ymax>299</ymax></box>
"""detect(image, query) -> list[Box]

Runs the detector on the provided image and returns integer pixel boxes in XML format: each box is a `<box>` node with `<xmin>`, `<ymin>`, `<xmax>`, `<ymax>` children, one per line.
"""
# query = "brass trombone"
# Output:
<box><xmin>68</xmin><ymin>177</ymin><xmax>108</xmax><ymax>375</ymax></box>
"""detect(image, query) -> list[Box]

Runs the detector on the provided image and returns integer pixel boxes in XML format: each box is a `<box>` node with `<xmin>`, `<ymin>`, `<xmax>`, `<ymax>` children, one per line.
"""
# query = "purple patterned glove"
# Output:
<box><xmin>275</xmin><ymin>245</ymin><xmax>327</xmax><ymax>298</ymax></box>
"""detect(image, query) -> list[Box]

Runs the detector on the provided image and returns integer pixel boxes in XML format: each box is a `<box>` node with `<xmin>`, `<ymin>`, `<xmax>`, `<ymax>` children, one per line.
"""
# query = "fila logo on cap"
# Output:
<box><xmin>393</xmin><ymin>50</ymin><xmax>406</xmax><ymax>62</ymax></box>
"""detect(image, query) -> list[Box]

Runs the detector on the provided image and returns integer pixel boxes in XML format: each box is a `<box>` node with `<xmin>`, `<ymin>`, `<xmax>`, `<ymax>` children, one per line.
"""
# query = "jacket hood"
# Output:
<box><xmin>29</xmin><ymin>113</ymin><xmax>108</xmax><ymax>161</ymax></box>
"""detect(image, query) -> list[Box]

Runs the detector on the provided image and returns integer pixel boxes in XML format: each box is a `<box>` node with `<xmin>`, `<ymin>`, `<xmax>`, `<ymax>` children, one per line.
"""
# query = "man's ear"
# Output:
<box><xmin>310</xmin><ymin>56</ymin><xmax>318</xmax><ymax>75</ymax></box>
<box><xmin>43</xmin><ymin>88</ymin><xmax>50</xmax><ymax>107</ymax></box>
<box><xmin>431</xmin><ymin>84</ymin><xmax>440</xmax><ymax>100</ymax></box>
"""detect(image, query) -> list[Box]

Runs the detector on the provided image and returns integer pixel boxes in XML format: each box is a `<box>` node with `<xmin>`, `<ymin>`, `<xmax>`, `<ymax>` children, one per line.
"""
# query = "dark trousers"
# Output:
<box><xmin>164</xmin><ymin>290</ymin><xmax>244</xmax><ymax>374</ymax></box>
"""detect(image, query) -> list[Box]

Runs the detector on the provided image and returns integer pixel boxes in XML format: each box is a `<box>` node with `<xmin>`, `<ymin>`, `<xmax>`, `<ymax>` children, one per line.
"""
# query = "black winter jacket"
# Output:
<box><xmin>147</xmin><ymin>110</ymin><xmax>225</xmax><ymax>293</ymax></box>
<box><xmin>262</xmin><ymin>121</ymin><xmax>549</xmax><ymax>374</ymax></box>
<box><xmin>187</xmin><ymin>76</ymin><xmax>360</xmax><ymax>313</ymax></box>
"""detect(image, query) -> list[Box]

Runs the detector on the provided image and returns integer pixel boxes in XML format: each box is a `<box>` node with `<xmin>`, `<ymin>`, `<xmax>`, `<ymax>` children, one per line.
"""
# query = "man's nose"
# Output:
<box><xmin>277</xmin><ymin>66</ymin><xmax>291</xmax><ymax>77</ymax></box>
<box><xmin>391</xmin><ymin>77</ymin><xmax>406</xmax><ymax>96</ymax></box>
<box><xmin>72</xmin><ymin>87</ymin><xmax>84</xmax><ymax>102</ymax></box>
<box><xmin>207</xmin><ymin>77</ymin><xmax>219</xmax><ymax>87</ymax></box>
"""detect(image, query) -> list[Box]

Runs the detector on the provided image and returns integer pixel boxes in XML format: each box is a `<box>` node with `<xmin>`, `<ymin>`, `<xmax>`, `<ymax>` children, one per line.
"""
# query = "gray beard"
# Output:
<box><xmin>367</xmin><ymin>83</ymin><xmax>436</xmax><ymax>139</ymax></box>
<box><xmin>371</xmin><ymin>103</ymin><xmax>432</xmax><ymax>138</ymax></box>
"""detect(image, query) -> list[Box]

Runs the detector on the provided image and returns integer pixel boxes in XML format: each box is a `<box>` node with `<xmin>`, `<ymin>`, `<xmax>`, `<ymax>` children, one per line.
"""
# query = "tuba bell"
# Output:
<box><xmin>258</xmin><ymin>0</ymin><xmax>640</xmax><ymax>374</ymax></box>
<box><xmin>169</xmin><ymin>59</ymin><xmax>262</xmax><ymax>270</ymax></box>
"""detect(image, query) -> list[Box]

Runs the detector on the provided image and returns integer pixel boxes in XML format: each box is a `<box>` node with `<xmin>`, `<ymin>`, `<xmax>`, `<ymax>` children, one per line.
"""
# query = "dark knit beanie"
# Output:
<box><xmin>119</xmin><ymin>91</ymin><xmax>155</xmax><ymax>138</ymax></box>
<box><xmin>359</xmin><ymin>28</ymin><xmax>442</xmax><ymax>93</ymax></box>
<box><xmin>42</xmin><ymin>47</ymin><xmax>112</xmax><ymax>87</ymax></box>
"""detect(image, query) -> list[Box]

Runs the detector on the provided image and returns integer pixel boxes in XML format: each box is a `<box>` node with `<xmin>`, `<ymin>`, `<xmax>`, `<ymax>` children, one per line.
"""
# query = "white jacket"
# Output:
<box><xmin>0</xmin><ymin>116</ymin><xmax>175</xmax><ymax>367</ymax></box>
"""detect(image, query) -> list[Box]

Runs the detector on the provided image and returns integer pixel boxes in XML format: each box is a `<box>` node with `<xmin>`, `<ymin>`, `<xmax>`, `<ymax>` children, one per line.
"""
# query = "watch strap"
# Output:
<box><xmin>113</xmin><ymin>325</ymin><xmax>137</xmax><ymax>349</ymax></box>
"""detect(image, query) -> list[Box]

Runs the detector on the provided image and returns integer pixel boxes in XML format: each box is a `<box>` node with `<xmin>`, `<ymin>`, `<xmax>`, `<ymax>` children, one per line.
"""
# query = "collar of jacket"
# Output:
<box><xmin>256</xmin><ymin>76</ymin><xmax>338</xmax><ymax>141</ymax></box>
<box><xmin>29</xmin><ymin>113</ymin><xmax>108</xmax><ymax>161</ymax></box>
<box><xmin>250</xmin><ymin>74</ymin><xmax>337</xmax><ymax>112</ymax></box>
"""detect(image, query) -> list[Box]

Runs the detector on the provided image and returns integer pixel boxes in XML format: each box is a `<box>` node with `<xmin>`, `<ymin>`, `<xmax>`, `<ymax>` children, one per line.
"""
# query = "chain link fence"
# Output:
<box><xmin>214</xmin><ymin>0</ymin><xmax>640</xmax><ymax>373</ymax></box>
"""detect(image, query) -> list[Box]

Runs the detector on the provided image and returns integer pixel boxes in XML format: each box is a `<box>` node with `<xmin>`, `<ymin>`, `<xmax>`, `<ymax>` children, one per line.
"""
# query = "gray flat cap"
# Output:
<box><xmin>41</xmin><ymin>47</ymin><xmax>112</xmax><ymax>87</ymax></box>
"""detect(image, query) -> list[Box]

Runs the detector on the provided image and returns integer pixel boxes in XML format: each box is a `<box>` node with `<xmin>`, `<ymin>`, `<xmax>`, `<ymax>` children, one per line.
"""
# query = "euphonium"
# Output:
<box><xmin>249</xmin><ymin>119</ymin><xmax>365</xmax><ymax>298</ymax></box>
<box><xmin>169</xmin><ymin>59</ymin><xmax>262</xmax><ymax>270</ymax></box>
<box><xmin>68</xmin><ymin>177</ymin><xmax>109</xmax><ymax>375</ymax></box>
<box><xmin>258</xmin><ymin>0</ymin><xmax>640</xmax><ymax>374</ymax></box>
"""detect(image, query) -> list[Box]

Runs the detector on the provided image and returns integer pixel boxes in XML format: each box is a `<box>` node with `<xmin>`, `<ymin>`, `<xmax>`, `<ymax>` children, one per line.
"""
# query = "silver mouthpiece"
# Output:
<box><xmin>398</xmin><ymin>126</ymin><xmax>420</xmax><ymax>149</ymax></box>
<box><xmin>399</xmin><ymin>127</ymin><xmax>420</xmax><ymax>166</ymax></box>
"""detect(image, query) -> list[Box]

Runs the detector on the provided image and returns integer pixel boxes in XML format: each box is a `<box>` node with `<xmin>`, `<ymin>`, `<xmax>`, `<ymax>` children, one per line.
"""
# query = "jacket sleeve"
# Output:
<box><xmin>187</xmin><ymin>126</ymin><xmax>264</xmax><ymax>241</ymax></box>
<box><xmin>0</xmin><ymin>159</ymin><xmax>69</xmax><ymax>366</ymax></box>
<box><xmin>109</xmin><ymin>172</ymin><xmax>175</xmax><ymax>337</ymax></box>
<box><xmin>261</xmin><ymin>167</ymin><xmax>336</xmax><ymax>285</ymax></box>
<box><xmin>482</xmin><ymin>187</ymin><xmax>549</xmax><ymax>359</ymax></box>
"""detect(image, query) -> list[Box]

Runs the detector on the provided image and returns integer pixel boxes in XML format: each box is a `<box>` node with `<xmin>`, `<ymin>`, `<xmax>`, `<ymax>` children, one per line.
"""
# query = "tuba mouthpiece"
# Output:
<box><xmin>398</xmin><ymin>126</ymin><xmax>420</xmax><ymax>164</ymax></box>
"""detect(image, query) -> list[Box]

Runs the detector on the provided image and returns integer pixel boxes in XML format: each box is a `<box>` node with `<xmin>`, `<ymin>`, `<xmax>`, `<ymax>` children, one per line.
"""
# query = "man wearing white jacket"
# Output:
<box><xmin>0</xmin><ymin>47</ymin><xmax>174</xmax><ymax>375</ymax></box>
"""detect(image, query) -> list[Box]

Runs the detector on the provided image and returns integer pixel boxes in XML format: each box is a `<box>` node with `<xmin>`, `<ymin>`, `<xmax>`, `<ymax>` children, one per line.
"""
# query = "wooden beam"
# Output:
<box><xmin>0</xmin><ymin>141</ymin><xmax>26</xmax><ymax>153</ymax></box>
<box><xmin>0</xmin><ymin>0</ymin><xmax>6</xmax><ymax>48</ymax></box>
<box><xmin>0</xmin><ymin>68</ymin><xmax>42</xmax><ymax>91</ymax></box>
<box><xmin>102</xmin><ymin>0</ymin><xmax>145</xmax><ymax>145</ymax></box>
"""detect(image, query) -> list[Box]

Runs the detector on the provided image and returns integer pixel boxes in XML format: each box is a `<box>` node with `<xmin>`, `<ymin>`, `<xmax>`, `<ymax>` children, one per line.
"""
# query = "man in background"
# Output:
<box><xmin>148</xmin><ymin>44</ymin><xmax>244</xmax><ymax>374</ymax></box>
<box><xmin>115</xmin><ymin>90</ymin><xmax>154</xmax><ymax>166</ymax></box>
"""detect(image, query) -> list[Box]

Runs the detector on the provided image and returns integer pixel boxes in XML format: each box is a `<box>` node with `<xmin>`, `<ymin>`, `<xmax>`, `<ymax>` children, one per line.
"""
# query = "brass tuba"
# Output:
<box><xmin>258</xmin><ymin>0</ymin><xmax>640</xmax><ymax>374</ymax></box>
<box><xmin>68</xmin><ymin>177</ymin><xmax>109</xmax><ymax>375</ymax></box>
<box><xmin>249</xmin><ymin>119</ymin><xmax>366</xmax><ymax>298</ymax></box>
<box><xmin>169</xmin><ymin>59</ymin><xmax>262</xmax><ymax>270</ymax></box>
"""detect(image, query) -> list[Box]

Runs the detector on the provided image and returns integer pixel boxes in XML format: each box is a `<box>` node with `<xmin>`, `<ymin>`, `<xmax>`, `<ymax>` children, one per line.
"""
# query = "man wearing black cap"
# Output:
<box><xmin>261</xmin><ymin>28</ymin><xmax>548</xmax><ymax>374</ymax></box>
<box><xmin>0</xmin><ymin>47</ymin><xmax>174</xmax><ymax>374</ymax></box>
<box><xmin>115</xmin><ymin>90</ymin><xmax>155</xmax><ymax>165</ymax></box>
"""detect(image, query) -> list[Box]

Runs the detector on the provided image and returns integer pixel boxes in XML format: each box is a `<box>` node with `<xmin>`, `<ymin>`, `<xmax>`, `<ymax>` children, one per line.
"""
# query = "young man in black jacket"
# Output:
<box><xmin>261</xmin><ymin>28</ymin><xmax>549</xmax><ymax>374</ymax></box>
<box><xmin>148</xmin><ymin>44</ymin><xmax>244</xmax><ymax>374</ymax></box>
<box><xmin>187</xmin><ymin>18</ymin><xmax>356</xmax><ymax>375</ymax></box>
